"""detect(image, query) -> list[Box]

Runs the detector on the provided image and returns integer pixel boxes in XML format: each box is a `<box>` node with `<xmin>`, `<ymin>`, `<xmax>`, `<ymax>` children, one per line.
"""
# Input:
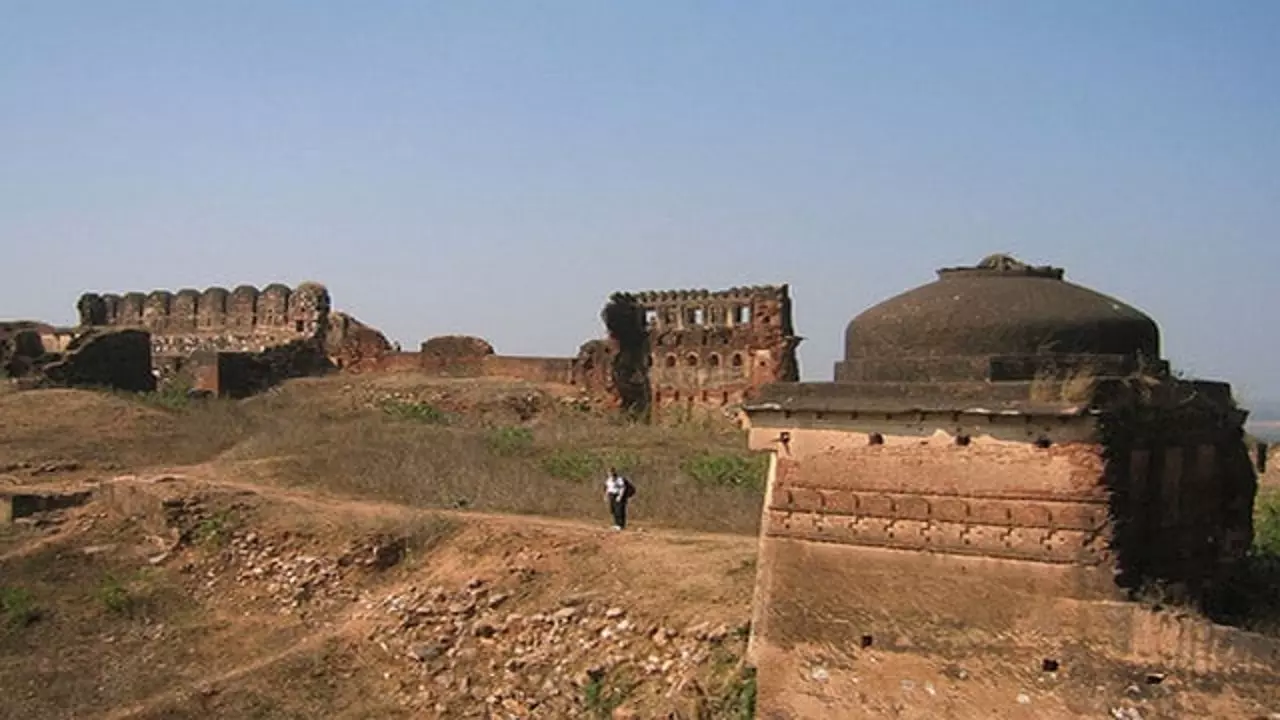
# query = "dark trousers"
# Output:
<box><xmin>609</xmin><ymin>495</ymin><xmax>628</xmax><ymax>529</ymax></box>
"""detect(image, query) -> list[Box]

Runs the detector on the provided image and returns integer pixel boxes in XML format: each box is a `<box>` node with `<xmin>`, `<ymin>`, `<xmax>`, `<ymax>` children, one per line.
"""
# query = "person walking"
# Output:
<box><xmin>604</xmin><ymin>466</ymin><xmax>635</xmax><ymax>531</ymax></box>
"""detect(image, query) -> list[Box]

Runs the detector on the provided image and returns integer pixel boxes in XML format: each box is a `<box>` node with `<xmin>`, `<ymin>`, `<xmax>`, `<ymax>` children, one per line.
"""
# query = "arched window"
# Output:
<box><xmin>731</xmin><ymin>353</ymin><xmax>744</xmax><ymax>368</ymax></box>
<box><xmin>708</xmin><ymin>354</ymin><xmax>721</xmax><ymax>368</ymax></box>
<box><xmin>685</xmin><ymin>354</ymin><xmax>699</xmax><ymax>367</ymax></box>
<box><xmin>665</xmin><ymin>355</ymin><xmax>677</xmax><ymax>368</ymax></box>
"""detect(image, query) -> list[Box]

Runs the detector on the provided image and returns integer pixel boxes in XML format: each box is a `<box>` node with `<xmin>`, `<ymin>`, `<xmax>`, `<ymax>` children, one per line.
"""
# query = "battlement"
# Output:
<box><xmin>629</xmin><ymin>284</ymin><xmax>789</xmax><ymax>303</ymax></box>
<box><xmin>77</xmin><ymin>282</ymin><xmax>331</xmax><ymax>336</ymax></box>
<box><xmin>627</xmin><ymin>283</ymin><xmax>794</xmax><ymax>336</ymax></box>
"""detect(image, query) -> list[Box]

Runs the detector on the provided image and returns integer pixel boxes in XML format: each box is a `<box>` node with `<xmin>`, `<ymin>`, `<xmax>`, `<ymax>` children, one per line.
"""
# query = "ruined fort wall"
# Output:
<box><xmin>634</xmin><ymin>285</ymin><xmax>800</xmax><ymax>414</ymax></box>
<box><xmin>77</xmin><ymin>283</ymin><xmax>331</xmax><ymax>357</ymax></box>
<box><xmin>479</xmin><ymin>355</ymin><xmax>576</xmax><ymax>384</ymax></box>
<box><xmin>75</xmin><ymin>285</ymin><xmax>334</xmax><ymax>388</ymax></box>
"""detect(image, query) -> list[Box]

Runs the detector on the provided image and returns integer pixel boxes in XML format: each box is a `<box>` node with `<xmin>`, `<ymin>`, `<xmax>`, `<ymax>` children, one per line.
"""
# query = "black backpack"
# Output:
<box><xmin>621</xmin><ymin>477</ymin><xmax>636</xmax><ymax>500</ymax></box>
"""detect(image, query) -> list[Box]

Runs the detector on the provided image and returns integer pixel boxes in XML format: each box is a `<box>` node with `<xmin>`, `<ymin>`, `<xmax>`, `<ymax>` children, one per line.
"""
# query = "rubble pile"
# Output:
<box><xmin>363</xmin><ymin>576</ymin><xmax>745</xmax><ymax>717</ymax></box>
<box><xmin>176</xmin><ymin>527</ymin><xmax>409</xmax><ymax>617</ymax></box>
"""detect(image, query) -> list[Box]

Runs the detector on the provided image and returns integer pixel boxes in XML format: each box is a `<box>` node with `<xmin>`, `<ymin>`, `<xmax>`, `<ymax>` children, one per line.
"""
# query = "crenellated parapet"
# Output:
<box><xmin>77</xmin><ymin>282</ymin><xmax>332</xmax><ymax>337</ymax></box>
<box><xmin>630</xmin><ymin>284</ymin><xmax>793</xmax><ymax>334</ymax></box>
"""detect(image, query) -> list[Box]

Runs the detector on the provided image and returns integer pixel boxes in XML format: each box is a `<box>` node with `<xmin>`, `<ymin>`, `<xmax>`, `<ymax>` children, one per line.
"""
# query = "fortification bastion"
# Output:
<box><xmin>742</xmin><ymin>254</ymin><xmax>1274</xmax><ymax>718</ymax></box>
<box><xmin>74</xmin><ymin>282</ymin><xmax>396</xmax><ymax>394</ymax></box>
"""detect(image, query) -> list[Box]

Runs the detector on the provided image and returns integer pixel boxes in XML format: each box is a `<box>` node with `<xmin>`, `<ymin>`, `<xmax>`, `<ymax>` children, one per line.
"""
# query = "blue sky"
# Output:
<box><xmin>2</xmin><ymin>2</ymin><xmax>1278</xmax><ymax>402</ymax></box>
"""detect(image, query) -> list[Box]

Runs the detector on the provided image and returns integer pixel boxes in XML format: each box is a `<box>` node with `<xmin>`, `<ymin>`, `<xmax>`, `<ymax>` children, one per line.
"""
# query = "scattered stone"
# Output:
<box><xmin>409</xmin><ymin>644</ymin><xmax>448</xmax><ymax>662</ymax></box>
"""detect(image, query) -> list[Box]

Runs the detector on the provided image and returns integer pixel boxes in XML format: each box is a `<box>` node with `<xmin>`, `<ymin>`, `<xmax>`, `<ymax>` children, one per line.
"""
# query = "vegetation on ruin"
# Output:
<box><xmin>1256</xmin><ymin>490</ymin><xmax>1280</xmax><ymax>557</ymax></box>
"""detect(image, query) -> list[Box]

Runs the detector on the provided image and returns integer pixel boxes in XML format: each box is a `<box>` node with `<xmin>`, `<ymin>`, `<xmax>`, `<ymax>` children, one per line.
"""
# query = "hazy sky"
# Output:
<box><xmin>2</xmin><ymin>2</ymin><xmax>1277</xmax><ymax>401</ymax></box>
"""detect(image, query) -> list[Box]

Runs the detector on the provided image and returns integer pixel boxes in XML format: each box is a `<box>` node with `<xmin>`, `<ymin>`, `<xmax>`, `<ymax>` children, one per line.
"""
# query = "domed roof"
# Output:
<box><xmin>837</xmin><ymin>254</ymin><xmax>1161</xmax><ymax>383</ymax></box>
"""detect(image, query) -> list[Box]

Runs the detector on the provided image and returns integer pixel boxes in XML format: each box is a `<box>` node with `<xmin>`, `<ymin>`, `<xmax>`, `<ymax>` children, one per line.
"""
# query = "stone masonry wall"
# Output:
<box><xmin>76</xmin><ymin>283</ymin><xmax>333</xmax><ymax>380</ymax></box>
<box><xmin>742</xmin><ymin>406</ymin><xmax>1269</xmax><ymax>718</ymax></box>
<box><xmin>636</xmin><ymin>285</ymin><xmax>800</xmax><ymax>413</ymax></box>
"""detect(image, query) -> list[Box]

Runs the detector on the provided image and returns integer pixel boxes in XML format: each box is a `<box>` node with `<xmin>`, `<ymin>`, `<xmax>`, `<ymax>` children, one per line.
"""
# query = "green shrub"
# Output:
<box><xmin>722</xmin><ymin>666</ymin><xmax>757</xmax><ymax>719</ymax></box>
<box><xmin>541</xmin><ymin>448</ymin><xmax>599</xmax><ymax>482</ymax></box>
<box><xmin>193</xmin><ymin>509</ymin><xmax>238</xmax><ymax>547</ymax></box>
<box><xmin>682</xmin><ymin>453</ymin><xmax>767</xmax><ymax>491</ymax></box>
<box><xmin>0</xmin><ymin>586</ymin><xmax>41</xmax><ymax>628</ymax></box>
<box><xmin>97</xmin><ymin>575</ymin><xmax>134</xmax><ymax>615</ymax></box>
<box><xmin>1255</xmin><ymin>491</ymin><xmax>1280</xmax><ymax>556</ymax></box>
<box><xmin>379</xmin><ymin>399</ymin><xmax>450</xmax><ymax>425</ymax></box>
<box><xmin>486</xmin><ymin>426</ymin><xmax>534</xmax><ymax>456</ymax></box>
<box><xmin>540</xmin><ymin>448</ymin><xmax>641</xmax><ymax>482</ymax></box>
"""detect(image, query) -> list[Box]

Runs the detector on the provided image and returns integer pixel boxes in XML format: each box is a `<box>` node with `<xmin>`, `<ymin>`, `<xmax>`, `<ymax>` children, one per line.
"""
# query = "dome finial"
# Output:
<box><xmin>977</xmin><ymin>253</ymin><xmax>1028</xmax><ymax>272</ymax></box>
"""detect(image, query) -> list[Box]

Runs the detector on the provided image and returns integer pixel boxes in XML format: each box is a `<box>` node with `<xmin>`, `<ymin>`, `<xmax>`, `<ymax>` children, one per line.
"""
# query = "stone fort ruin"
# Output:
<box><xmin>741</xmin><ymin>255</ymin><xmax>1275</xmax><ymax>718</ymax></box>
<box><xmin>73</xmin><ymin>283</ymin><xmax>384</xmax><ymax>396</ymax></box>
<box><xmin>635</xmin><ymin>284</ymin><xmax>801</xmax><ymax>411</ymax></box>
<box><xmin>303</xmin><ymin>283</ymin><xmax>802</xmax><ymax>417</ymax></box>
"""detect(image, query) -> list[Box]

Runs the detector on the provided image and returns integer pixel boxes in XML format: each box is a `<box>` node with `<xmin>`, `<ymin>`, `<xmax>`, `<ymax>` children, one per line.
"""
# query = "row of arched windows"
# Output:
<box><xmin>655</xmin><ymin>352</ymin><xmax>746</xmax><ymax>369</ymax></box>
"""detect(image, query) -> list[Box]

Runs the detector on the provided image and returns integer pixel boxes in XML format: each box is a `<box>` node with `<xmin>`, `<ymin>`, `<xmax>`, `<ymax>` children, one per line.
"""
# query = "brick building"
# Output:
<box><xmin>633</xmin><ymin>285</ymin><xmax>800</xmax><ymax>412</ymax></box>
<box><xmin>741</xmin><ymin>254</ymin><xmax>1270</xmax><ymax>718</ymax></box>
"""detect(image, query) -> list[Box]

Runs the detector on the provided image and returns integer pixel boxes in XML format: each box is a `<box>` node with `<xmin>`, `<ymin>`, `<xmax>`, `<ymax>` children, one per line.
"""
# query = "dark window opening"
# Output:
<box><xmin>295</xmin><ymin>320</ymin><xmax>305</xmax><ymax>332</ymax></box>
<box><xmin>731</xmin><ymin>353</ymin><xmax>744</xmax><ymax>367</ymax></box>
<box><xmin>868</xmin><ymin>432</ymin><xmax>885</xmax><ymax>446</ymax></box>
<box><xmin>665</xmin><ymin>355</ymin><xmax>677</xmax><ymax>368</ymax></box>
<box><xmin>708</xmin><ymin>354</ymin><xmax>721</xmax><ymax>368</ymax></box>
<box><xmin>685</xmin><ymin>354</ymin><xmax>699</xmax><ymax>367</ymax></box>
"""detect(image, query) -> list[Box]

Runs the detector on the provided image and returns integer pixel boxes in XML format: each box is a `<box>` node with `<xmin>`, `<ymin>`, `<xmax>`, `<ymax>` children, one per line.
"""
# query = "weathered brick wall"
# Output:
<box><xmin>76</xmin><ymin>283</ymin><xmax>332</xmax><ymax>383</ymax></box>
<box><xmin>635</xmin><ymin>285</ymin><xmax>800</xmax><ymax>414</ymax></box>
<box><xmin>38</xmin><ymin>328</ymin><xmax>155</xmax><ymax>393</ymax></box>
<box><xmin>479</xmin><ymin>355</ymin><xmax>575</xmax><ymax>384</ymax></box>
<box><xmin>743</xmin><ymin>402</ymin><xmax>1265</xmax><ymax>718</ymax></box>
<box><xmin>419</xmin><ymin>335</ymin><xmax>494</xmax><ymax>375</ymax></box>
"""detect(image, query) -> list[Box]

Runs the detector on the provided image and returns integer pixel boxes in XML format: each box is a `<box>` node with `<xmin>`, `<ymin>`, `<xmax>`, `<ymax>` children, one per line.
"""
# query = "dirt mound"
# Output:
<box><xmin>0</xmin><ymin>389</ymin><xmax>170</xmax><ymax>459</ymax></box>
<box><xmin>0</xmin><ymin>389</ymin><xmax>250</xmax><ymax>475</ymax></box>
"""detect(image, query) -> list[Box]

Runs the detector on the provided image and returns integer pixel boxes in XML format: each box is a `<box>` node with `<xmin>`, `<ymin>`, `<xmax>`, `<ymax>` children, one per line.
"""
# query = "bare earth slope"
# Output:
<box><xmin>2</xmin><ymin>378</ymin><xmax>1279</xmax><ymax>719</ymax></box>
<box><xmin>1</xmin><ymin>473</ymin><xmax>758</xmax><ymax>720</ymax></box>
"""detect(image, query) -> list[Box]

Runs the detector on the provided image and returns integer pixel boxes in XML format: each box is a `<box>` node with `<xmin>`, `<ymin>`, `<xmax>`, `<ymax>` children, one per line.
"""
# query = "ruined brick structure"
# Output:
<box><xmin>78</xmin><ymin>282</ymin><xmax>331</xmax><ymax>355</ymax></box>
<box><xmin>742</xmin><ymin>255</ymin><xmax>1273</xmax><ymax>718</ymax></box>
<box><xmin>74</xmin><ymin>282</ymin><xmax>382</xmax><ymax>394</ymax></box>
<box><xmin>634</xmin><ymin>285</ymin><xmax>800</xmax><ymax>412</ymax></box>
<box><xmin>2</xmin><ymin>320</ymin><xmax>154</xmax><ymax>393</ymax></box>
<box><xmin>361</xmin><ymin>334</ymin><xmax>578</xmax><ymax>385</ymax></box>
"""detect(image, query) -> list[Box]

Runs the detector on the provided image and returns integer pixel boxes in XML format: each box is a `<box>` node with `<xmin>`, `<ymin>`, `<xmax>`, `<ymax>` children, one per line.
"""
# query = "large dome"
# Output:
<box><xmin>835</xmin><ymin>254</ymin><xmax>1161</xmax><ymax>383</ymax></box>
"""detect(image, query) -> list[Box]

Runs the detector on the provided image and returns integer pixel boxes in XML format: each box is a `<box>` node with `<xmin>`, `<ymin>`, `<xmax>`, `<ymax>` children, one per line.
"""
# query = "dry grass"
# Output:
<box><xmin>1028</xmin><ymin>363</ymin><xmax>1101</xmax><ymax>404</ymax></box>
<box><xmin>0</xmin><ymin>375</ymin><xmax>766</xmax><ymax>535</ymax></box>
<box><xmin>218</xmin><ymin>380</ymin><xmax>765</xmax><ymax>535</ymax></box>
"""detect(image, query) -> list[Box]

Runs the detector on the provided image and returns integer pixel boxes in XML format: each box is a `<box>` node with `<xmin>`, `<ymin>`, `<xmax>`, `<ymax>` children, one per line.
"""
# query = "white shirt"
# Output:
<box><xmin>605</xmin><ymin>475</ymin><xmax>626</xmax><ymax>498</ymax></box>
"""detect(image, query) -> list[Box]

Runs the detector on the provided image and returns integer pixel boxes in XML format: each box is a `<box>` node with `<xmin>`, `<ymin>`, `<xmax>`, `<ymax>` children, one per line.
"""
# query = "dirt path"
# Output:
<box><xmin>128</xmin><ymin>458</ymin><xmax>758</xmax><ymax>549</ymax></box>
<box><xmin>97</xmin><ymin>619</ymin><xmax>368</xmax><ymax>720</ymax></box>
